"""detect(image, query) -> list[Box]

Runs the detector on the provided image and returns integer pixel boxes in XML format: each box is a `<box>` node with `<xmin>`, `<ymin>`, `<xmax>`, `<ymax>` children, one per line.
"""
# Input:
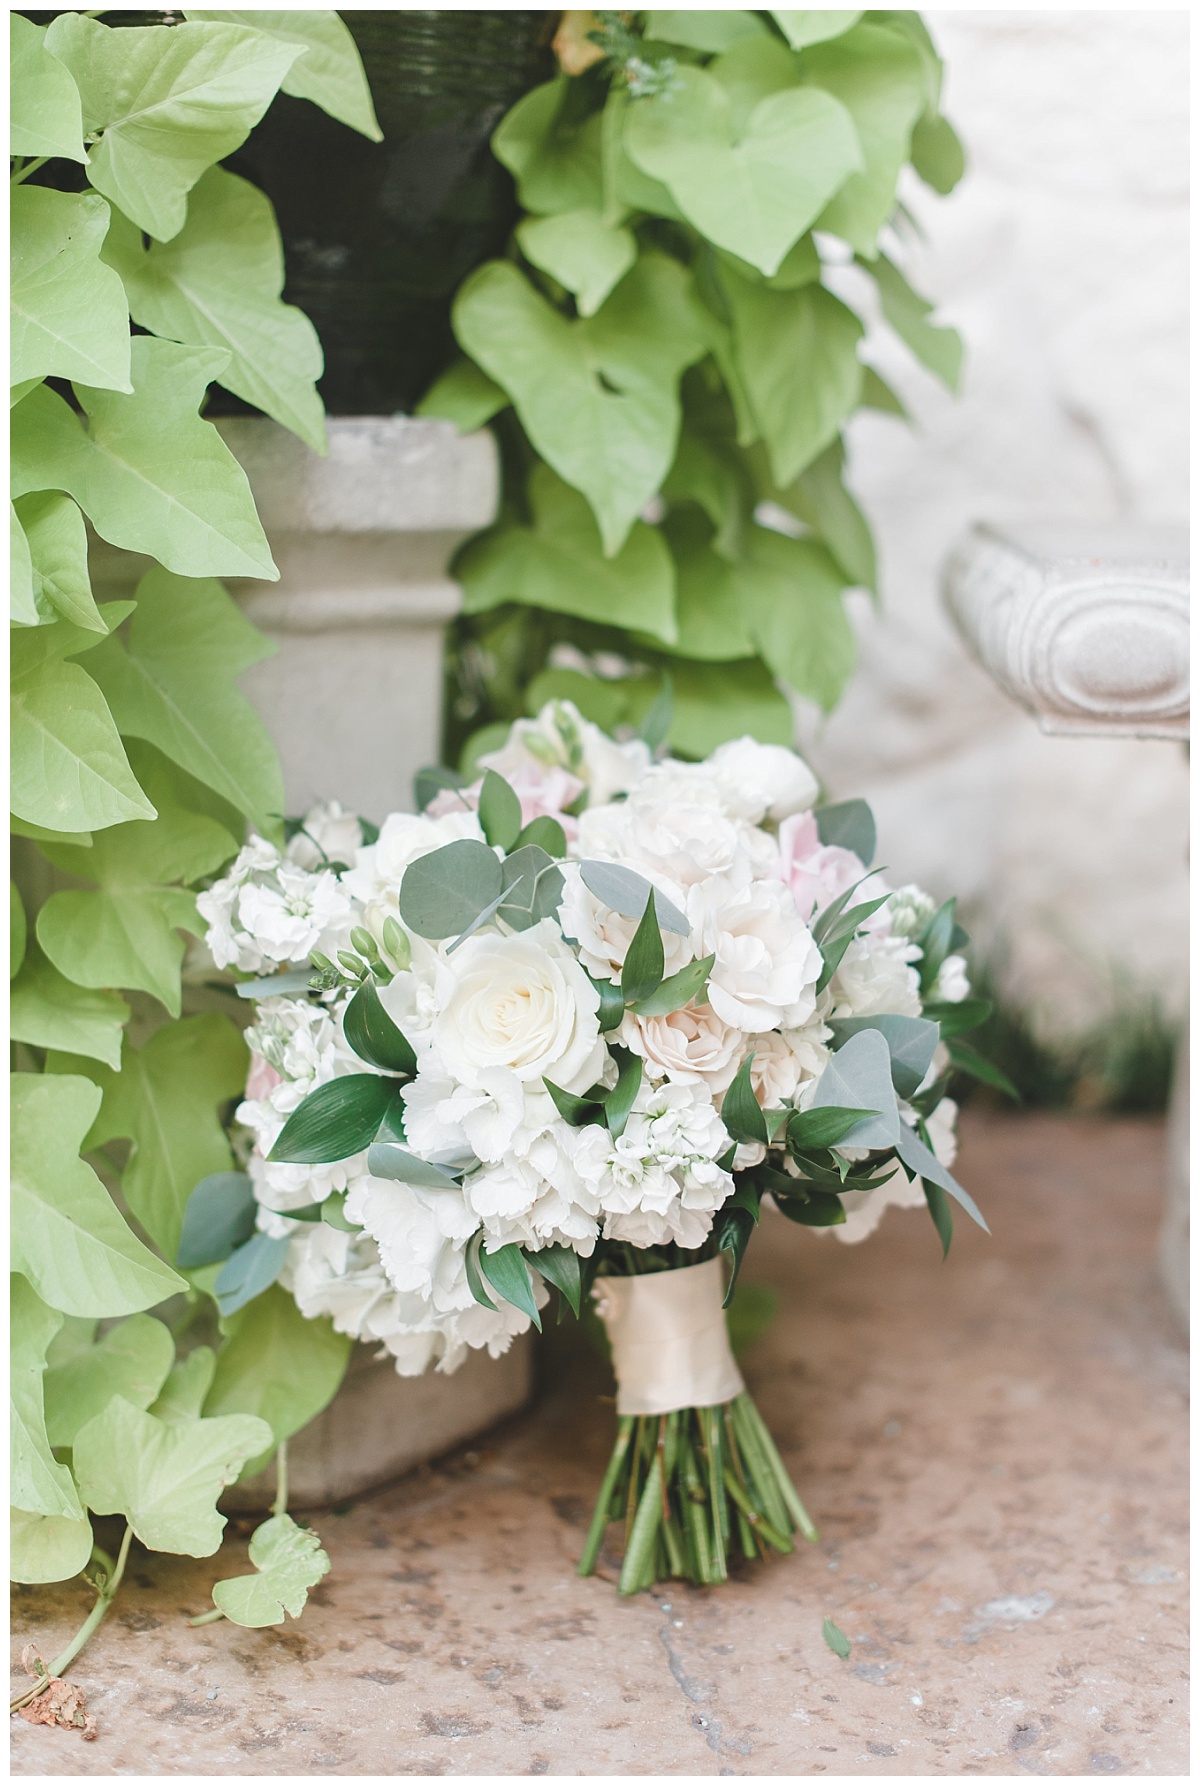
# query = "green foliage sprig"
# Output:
<box><xmin>9</xmin><ymin>8</ymin><xmax>379</xmax><ymax>1678</ymax></box>
<box><xmin>421</xmin><ymin>7</ymin><xmax>965</xmax><ymax>766</ymax></box>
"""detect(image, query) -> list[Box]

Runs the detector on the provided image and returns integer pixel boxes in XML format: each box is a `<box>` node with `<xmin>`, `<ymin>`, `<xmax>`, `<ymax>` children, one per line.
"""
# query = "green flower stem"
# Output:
<box><xmin>272</xmin><ymin>1437</ymin><xmax>289</xmax><ymax>1519</ymax></box>
<box><xmin>577</xmin><ymin>1391</ymin><xmax>813</xmax><ymax>1592</ymax></box>
<box><xmin>10</xmin><ymin>156</ymin><xmax>49</xmax><ymax>186</ymax></box>
<box><xmin>577</xmin><ymin>1414</ymin><xmax>635</xmax><ymax>1577</ymax></box>
<box><xmin>738</xmin><ymin>1391</ymin><xmax>820</xmax><ymax>1542</ymax></box>
<box><xmin>10</xmin><ymin>1525</ymin><xmax>134</xmax><ymax>1713</ymax></box>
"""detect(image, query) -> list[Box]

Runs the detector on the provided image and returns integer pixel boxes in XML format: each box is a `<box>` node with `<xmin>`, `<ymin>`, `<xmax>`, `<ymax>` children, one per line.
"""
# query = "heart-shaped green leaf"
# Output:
<box><xmin>212</xmin><ymin>1511</ymin><xmax>330</xmax><ymax>1626</ymax></box>
<box><xmin>625</xmin><ymin>65</ymin><xmax>862</xmax><ymax>276</ymax></box>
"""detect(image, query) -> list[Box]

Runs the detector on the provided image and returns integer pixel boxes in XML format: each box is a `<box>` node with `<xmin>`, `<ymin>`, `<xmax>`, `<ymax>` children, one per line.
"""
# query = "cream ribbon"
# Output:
<box><xmin>593</xmin><ymin>1257</ymin><xmax>745</xmax><ymax>1417</ymax></box>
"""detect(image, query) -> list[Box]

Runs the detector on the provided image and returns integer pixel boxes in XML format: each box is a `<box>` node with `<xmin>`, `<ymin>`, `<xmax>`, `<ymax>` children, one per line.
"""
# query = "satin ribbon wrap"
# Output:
<box><xmin>593</xmin><ymin>1258</ymin><xmax>746</xmax><ymax>1417</ymax></box>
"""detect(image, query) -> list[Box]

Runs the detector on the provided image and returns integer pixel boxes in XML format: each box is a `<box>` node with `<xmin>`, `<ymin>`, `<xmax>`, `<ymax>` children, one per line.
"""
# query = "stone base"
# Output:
<box><xmin>222</xmin><ymin>1334</ymin><xmax>534</xmax><ymax>1512</ymax></box>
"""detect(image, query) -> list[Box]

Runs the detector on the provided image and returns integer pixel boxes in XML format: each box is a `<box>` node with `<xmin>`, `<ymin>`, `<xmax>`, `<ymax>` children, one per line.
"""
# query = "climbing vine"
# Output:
<box><xmin>421</xmin><ymin>8</ymin><xmax>965</xmax><ymax>765</ymax></box>
<box><xmin>10</xmin><ymin>7</ymin><xmax>379</xmax><ymax>1685</ymax></box>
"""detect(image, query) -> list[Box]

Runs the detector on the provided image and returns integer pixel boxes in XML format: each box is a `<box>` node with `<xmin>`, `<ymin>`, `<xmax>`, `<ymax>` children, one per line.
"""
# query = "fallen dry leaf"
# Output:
<box><xmin>15</xmin><ymin>1648</ymin><xmax>97</xmax><ymax>1741</ymax></box>
<box><xmin>552</xmin><ymin>11</ymin><xmax>607</xmax><ymax>76</ymax></box>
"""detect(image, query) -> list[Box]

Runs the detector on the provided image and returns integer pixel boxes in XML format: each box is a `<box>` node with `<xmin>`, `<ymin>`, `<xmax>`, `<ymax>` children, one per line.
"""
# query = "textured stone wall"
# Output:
<box><xmin>803</xmin><ymin>9</ymin><xmax>1189</xmax><ymax>1039</ymax></box>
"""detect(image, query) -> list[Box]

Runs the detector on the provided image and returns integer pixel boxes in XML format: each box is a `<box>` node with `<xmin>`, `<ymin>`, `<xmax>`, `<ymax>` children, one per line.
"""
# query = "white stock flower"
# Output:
<box><xmin>198</xmin><ymin>836</ymin><xmax>356</xmax><ymax>974</ymax></box>
<box><xmin>689</xmin><ymin>876</ymin><xmax>822</xmax><ymax>1033</ymax></box>
<box><xmin>286</xmin><ymin>801</ymin><xmax>363</xmax><ymax>871</ymax></box>
<box><xmin>432</xmin><ymin>920</ymin><xmax>604</xmax><ymax>1094</ymax></box>
<box><xmin>934</xmin><ymin>954</ymin><xmax>970</xmax><ymax>1003</ymax></box>
<box><xmin>830</xmin><ymin>933</ymin><xmax>922</xmax><ymax>1019</ymax></box>
<box><xmin>707</xmin><ymin>737</ymin><xmax>819</xmax><ymax>823</ymax></box>
<box><xmin>886</xmin><ymin>884</ymin><xmax>937</xmax><ymax>941</ymax></box>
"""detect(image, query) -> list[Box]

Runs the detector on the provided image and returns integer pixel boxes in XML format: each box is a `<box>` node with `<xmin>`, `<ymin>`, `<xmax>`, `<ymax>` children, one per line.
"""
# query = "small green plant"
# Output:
<box><xmin>421</xmin><ymin>8</ymin><xmax>965</xmax><ymax>766</ymax></box>
<box><xmin>10</xmin><ymin>6</ymin><xmax>379</xmax><ymax>1706</ymax></box>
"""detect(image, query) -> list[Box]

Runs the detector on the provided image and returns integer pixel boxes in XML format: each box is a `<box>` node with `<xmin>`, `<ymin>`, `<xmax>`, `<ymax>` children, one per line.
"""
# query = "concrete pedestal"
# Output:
<box><xmin>945</xmin><ymin>520</ymin><xmax>1190</xmax><ymax>1328</ymax></box>
<box><xmin>218</xmin><ymin>416</ymin><xmax>497</xmax><ymax>821</ymax></box>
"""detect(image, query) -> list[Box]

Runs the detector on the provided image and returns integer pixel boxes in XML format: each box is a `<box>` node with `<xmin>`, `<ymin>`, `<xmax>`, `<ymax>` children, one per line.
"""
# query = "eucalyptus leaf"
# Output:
<box><xmin>579</xmin><ymin>860</ymin><xmax>690</xmax><ymax>936</ymax></box>
<box><xmin>399</xmin><ymin>838</ymin><xmax>504</xmax><ymax>941</ymax></box>
<box><xmin>72</xmin><ymin>1394</ymin><xmax>273</xmax><ymax>1555</ymax></box>
<box><xmin>514</xmin><ymin>816</ymin><xmax>567</xmax><ymax>858</ymax></box>
<box><xmin>177</xmin><ymin>1171</ymin><xmax>257</xmax><ymax>1269</ymax></box>
<box><xmin>499</xmin><ymin>845</ymin><xmax>565</xmax><ymax>931</ymax></box>
<box><xmin>11</xmin><ymin>1073</ymin><xmax>185</xmax><ymax>1317</ymax></box>
<box><xmin>366</xmin><ymin>1143</ymin><xmax>463</xmax><ymax>1191</ymax></box>
<box><xmin>827</xmin><ymin>1014</ymin><xmax>939</xmax><ymax>1100</ymax></box>
<box><xmin>894</xmin><ymin>1123</ymin><xmax>989</xmax><ymax>1232</ymax></box>
<box><xmin>808</xmin><ymin>1028</ymin><xmax>899</xmax><ymax>1149</ymax></box>
<box><xmin>11</xmin><ymin>187</ymin><xmax>132</xmax><ymax>392</ymax></box>
<box><xmin>214</xmin><ymin>1231</ymin><xmax>290</xmax><ymax>1317</ymax></box>
<box><xmin>212</xmin><ymin>1511</ymin><xmax>330</xmax><ymax>1626</ymax></box>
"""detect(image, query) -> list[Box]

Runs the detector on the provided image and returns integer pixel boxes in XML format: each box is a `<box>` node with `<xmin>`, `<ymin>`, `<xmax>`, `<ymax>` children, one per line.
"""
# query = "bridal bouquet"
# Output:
<box><xmin>193</xmin><ymin>701</ymin><xmax>994</xmax><ymax>1594</ymax></box>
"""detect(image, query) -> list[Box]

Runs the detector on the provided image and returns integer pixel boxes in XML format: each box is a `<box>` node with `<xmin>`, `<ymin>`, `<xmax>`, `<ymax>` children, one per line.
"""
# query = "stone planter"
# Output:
<box><xmin>216</xmin><ymin>415</ymin><xmax>536</xmax><ymax>1503</ymax></box>
<box><xmin>218</xmin><ymin>414</ymin><xmax>497</xmax><ymax>821</ymax></box>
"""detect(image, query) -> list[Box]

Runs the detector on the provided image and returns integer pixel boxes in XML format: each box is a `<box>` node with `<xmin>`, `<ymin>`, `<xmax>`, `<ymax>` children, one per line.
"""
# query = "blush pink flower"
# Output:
<box><xmin>776</xmin><ymin>812</ymin><xmax>863</xmax><ymax>917</ymax></box>
<box><xmin>245</xmin><ymin>1052</ymin><xmax>283</xmax><ymax>1101</ymax></box>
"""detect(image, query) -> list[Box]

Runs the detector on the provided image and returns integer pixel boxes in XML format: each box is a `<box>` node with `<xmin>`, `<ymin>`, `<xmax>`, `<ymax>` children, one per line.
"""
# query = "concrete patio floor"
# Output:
<box><xmin>11</xmin><ymin>1110</ymin><xmax>1188</xmax><ymax>1776</ymax></box>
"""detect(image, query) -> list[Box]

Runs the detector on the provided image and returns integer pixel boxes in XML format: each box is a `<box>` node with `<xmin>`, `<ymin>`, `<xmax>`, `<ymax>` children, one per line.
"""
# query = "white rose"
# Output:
<box><xmin>830</xmin><ymin>934</ymin><xmax>922</xmax><ymax>1019</ymax></box>
<box><xmin>689</xmin><ymin>876</ymin><xmax>821</xmax><ymax>1033</ymax></box>
<box><xmin>557</xmin><ymin>861</ymin><xmax>693</xmax><ymax>984</ymax></box>
<box><xmin>432</xmin><ymin>920</ymin><xmax>605</xmax><ymax>1093</ymax></box>
<box><xmin>707</xmin><ymin>737</ymin><xmax>819</xmax><ymax>823</ymax></box>
<box><xmin>618</xmin><ymin>1003</ymin><xmax>745</xmax><ymax>1093</ymax></box>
